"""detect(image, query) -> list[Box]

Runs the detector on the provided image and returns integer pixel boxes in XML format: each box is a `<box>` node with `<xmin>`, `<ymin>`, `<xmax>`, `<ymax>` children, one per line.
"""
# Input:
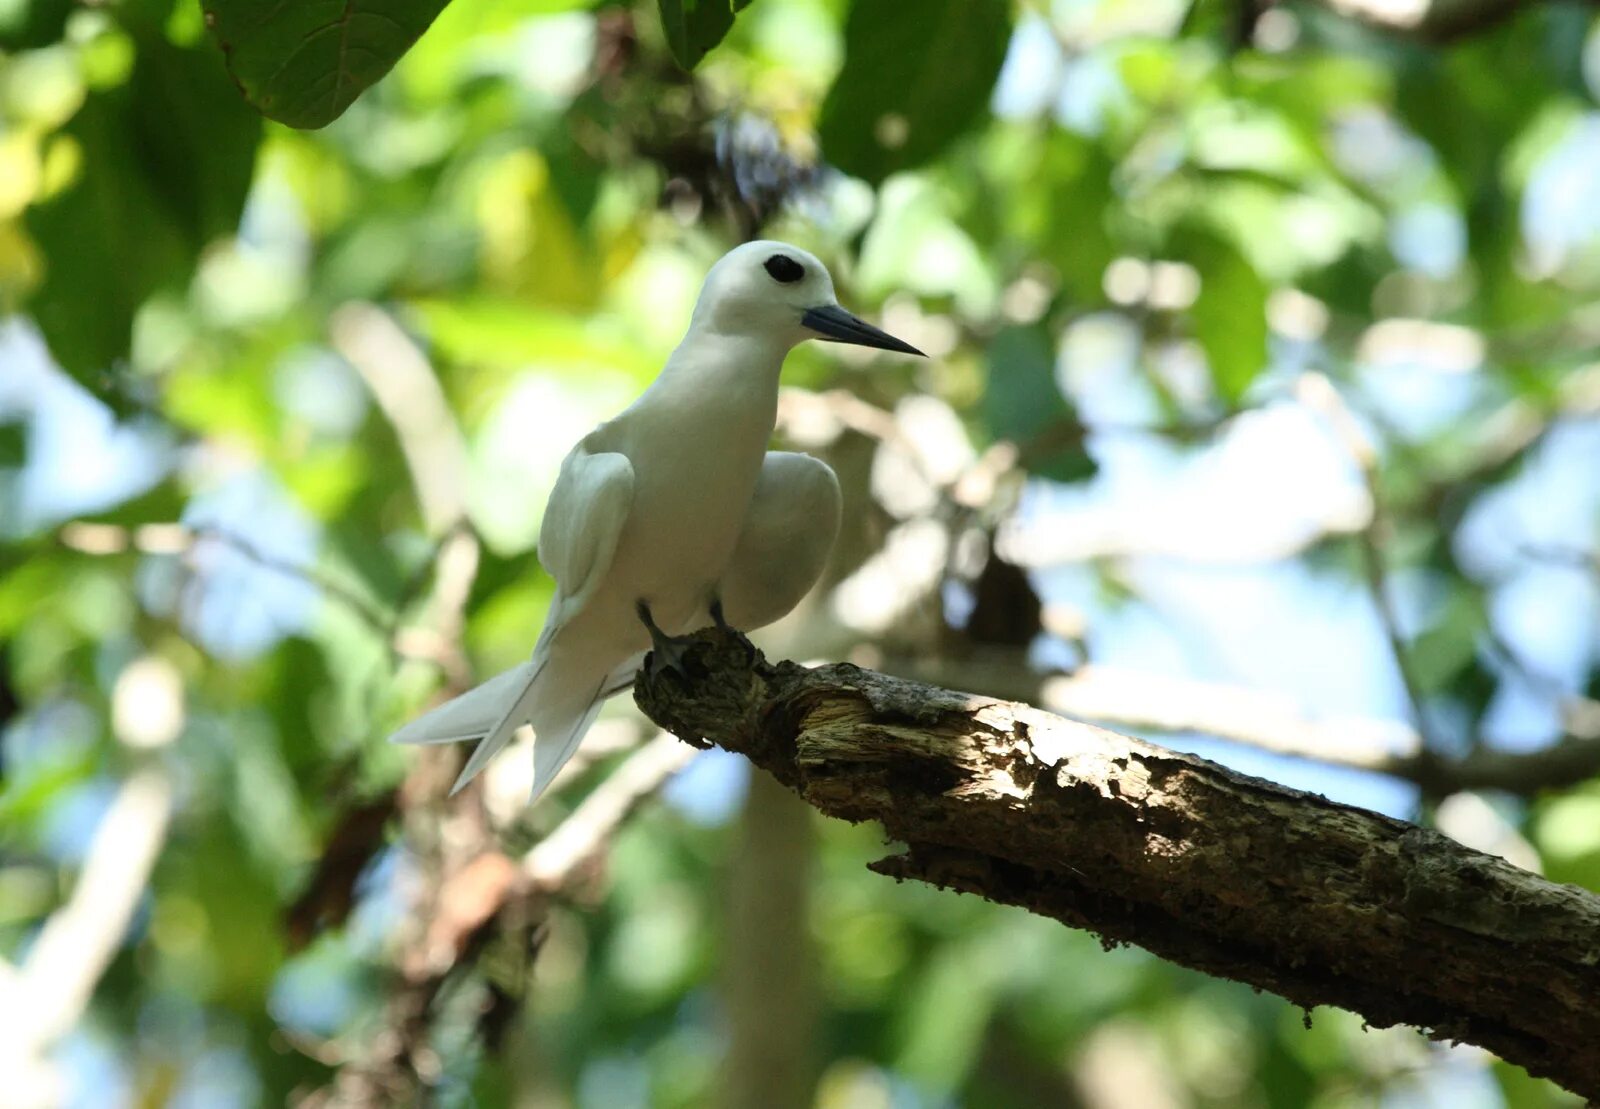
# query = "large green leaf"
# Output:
<box><xmin>818</xmin><ymin>0</ymin><xmax>1011</xmax><ymax>185</ymax></box>
<box><xmin>0</xmin><ymin>421</ymin><xmax>24</xmax><ymax>468</ymax></box>
<box><xmin>983</xmin><ymin>325</ymin><xmax>1096</xmax><ymax>485</ymax></box>
<box><xmin>1172</xmin><ymin>228</ymin><xmax>1268</xmax><ymax>406</ymax></box>
<box><xmin>23</xmin><ymin>27</ymin><xmax>261</xmax><ymax>393</ymax></box>
<box><xmin>0</xmin><ymin>0</ymin><xmax>73</xmax><ymax>49</ymax></box>
<box><xmin>202</xmin><ymin>0</ymin><xmax>452</xmax><ymax>127</ymax></box>
<box><xmin>657</xmin><ymin>0</ymin><xmax>753</xmax><ymax>70</ymax></box>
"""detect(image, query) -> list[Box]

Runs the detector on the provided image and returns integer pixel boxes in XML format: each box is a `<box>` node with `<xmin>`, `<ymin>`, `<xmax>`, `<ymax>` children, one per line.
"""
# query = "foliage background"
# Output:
<box><xmin>2</xmin><ymin>0</ymin><xmax>1599</xmax><ymax>1105</ymax></box>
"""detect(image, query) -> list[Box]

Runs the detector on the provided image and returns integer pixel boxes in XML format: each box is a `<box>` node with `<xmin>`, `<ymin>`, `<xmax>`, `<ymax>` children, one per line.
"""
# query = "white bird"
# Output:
<box><xmin>389</xmin><ymin>241</ymin><xmax>922</xmax><ymax>800</ymax></box>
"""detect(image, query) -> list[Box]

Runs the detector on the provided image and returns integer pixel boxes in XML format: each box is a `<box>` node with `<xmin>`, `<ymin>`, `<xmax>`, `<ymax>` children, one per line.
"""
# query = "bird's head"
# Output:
<box><xmin>690</xmin><ymin>240</ymin><xmax>924</xmax><ymax>356</ymax></box>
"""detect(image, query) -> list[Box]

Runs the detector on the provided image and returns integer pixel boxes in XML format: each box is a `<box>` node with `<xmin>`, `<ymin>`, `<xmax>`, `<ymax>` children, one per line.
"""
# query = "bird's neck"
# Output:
<box><xmin>656</xmin><ymin>327</ymin><xmax>790</xmax><ymax>401</ymax></box>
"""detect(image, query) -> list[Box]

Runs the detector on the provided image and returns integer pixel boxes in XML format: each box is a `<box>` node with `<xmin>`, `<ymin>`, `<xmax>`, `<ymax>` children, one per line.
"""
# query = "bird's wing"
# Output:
<box><xmin>537</xmin><ymin>443</ymin><xmax>635</xmax><ymax>623</ymax></box>
<box><xmin>717</xmin><ymin>451</ymin><xmax>840</xmax><ymax>631</ymax></box>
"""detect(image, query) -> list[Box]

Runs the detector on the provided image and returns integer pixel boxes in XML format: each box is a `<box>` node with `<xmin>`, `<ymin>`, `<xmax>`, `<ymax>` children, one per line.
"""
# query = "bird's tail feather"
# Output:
<box><xmin>387</xmin><ymin>660</ymin><xmax>540</xmax><ymax>747</ymax></box>
<box><xmin>525</xmin><ymin>652</ymin><xmax>645</xmax><ymax>804</ymax></box>
<box><xmin>448</xmin><ymin>655</ymin><xmax>552</xmax><ymax>795</ymax></box>
<box><xmin>389</xmin><ymin>648</ymin><xmax>642</xmax><ymax>800</ymax></box>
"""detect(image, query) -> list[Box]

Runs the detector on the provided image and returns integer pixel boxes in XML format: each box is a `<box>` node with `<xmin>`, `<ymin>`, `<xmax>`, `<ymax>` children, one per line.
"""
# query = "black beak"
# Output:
<box><xmin>801</xmin><ymin>304</ymin><xmax>925</xmax><ymax>356</ymax></box>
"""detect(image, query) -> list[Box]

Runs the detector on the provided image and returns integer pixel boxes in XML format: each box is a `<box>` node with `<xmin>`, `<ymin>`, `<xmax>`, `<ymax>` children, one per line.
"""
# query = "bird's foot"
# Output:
<box><xmin>637</xmin><ymin>600</ymin><xmax>695</xmax><ymax>679</ymax></box>
<box><xmin>709</xmin><ymin>598</ymin><xmax>758</xmax><ymax>665</ymax></box>
<box><xmin>645</xmin><ymin>634</ymin><xmax>694</xmax><ymax>679</ymax></box>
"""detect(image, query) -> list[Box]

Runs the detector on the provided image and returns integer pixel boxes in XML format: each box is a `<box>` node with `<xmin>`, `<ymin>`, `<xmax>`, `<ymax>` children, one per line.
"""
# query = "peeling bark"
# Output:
<box><xmin>634</xmin><ymin>629</ymin><xmax>1600</xmax><ymax>1099</ymax></box>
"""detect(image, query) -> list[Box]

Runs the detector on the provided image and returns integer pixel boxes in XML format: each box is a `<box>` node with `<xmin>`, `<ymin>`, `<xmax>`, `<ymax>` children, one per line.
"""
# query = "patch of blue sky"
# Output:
<box><xmin>0</xmin><ymin>322</ymin><xmax>173</xmax><ymax>535</ymax></box>
<box><xmin>169</xmin><ymin>1046</ymin><xmax>261</xmax><ymax>1109</ymax></box>
<box><xmin>3</xmin><ymin>697</ymin><xmax>99</xmax><ymax>792</ymax></box>
<box><xmin>662</xmin><ymin>747</ymin><xmax>750</xmax><ymax>827</ymax></box>
<box><xmin>1454</xmin><ymin>419</ymin><xmax>1600</xmax><ymax>748</ymax></box>
<box><xmin>346</xmin><ymin>845</ymin><xmax>418</xmax><ymax>958</ymax></box>
<box><xmin>1456</xmin><ymin>420</ymin><xmax>1600</xmax><ymax>582</ymax></box>
<box><xmin>57</xmin><ymin>1027</ymin><xmax>131</xmax><ymax>1109</ymax></box>
<box><xmin>1014</xmin><ymin>330</ymin><xmax>1434</xmax><ymax>813</ymax></box>
<box><xmin>1378</xmin><ymin>1042</ymin><xmax>1507</xmax><ymax>1109</ymax></box>
<box><xmin>1128</xmin><ymin>561</ymin><xmax>1413</xmax><ymax>724</ymax></box>
<box><xmin>1056</xmin><ymin>312</ymin><xmax>1160</xmax><ymax>425</ymax></box>
<box><xmin>1356</xmin><ymin>357</ymin><xmax>1497</xmax><ymax>442</ymax></box>
<box><xmin>1388</xmin><ymin>202</ymin><xmax>1467</xmax><ymax>279</ymax></box>
<box><xmin>1521</xmin><ymin>112</ymin><xmax>1600</xmax><ymax>277</ymax></box>
<box><xmin>272</xmin><ymin>346</ymin><xmax>369</xmax><ymax>440</ymax></box>
<box><xmin>1054</xmin><ymin>53</ymin><xmax>1131</xmax><ymax>138</ymax></box>
<box><xmin>992</xmin><ymin>12</ymin><xmax>1062</xmax><ymax>120</ymax></box>
<box><xmin>150</xmin><ymin>469</ymin><xmax>321</xmax><ymax>661</ymax></box>
<box><xmin>39</xmin><ymin>776</ymin><xmax>121</xmax><ymax>865</ymax></box>
<box><xmin>268</xmin><ymin>936</ymin><xmax>367</xmax><ymax>1040</ymax></box>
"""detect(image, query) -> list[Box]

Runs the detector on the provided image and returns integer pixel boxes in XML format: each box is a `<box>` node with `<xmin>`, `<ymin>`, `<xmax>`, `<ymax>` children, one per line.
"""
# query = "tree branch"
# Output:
<box><xmin>882</xmin><ymin>650</ymin><xmax>1600</xmax><ymax>797</ymax></box>
<box><xmin>634</xmin><ymin>630</ymin><xmax>1600</xmax><ymax>1100</ymax></box>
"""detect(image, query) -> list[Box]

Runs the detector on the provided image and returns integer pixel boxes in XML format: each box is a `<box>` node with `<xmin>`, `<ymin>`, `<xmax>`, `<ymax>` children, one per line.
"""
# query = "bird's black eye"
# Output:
<box><xmin>764</xmin><ymin>254</ymin><xmax>805</xmax><ymax>283</ymax></box>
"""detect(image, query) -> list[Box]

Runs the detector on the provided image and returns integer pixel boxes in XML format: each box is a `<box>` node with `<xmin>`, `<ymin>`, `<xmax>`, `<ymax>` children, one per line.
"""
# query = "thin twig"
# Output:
<box><xmin>331</xmin><ymin>303</ymin><xmax>470</xmax><ymax>537</ymax></box>
<box><xmin>1298</xmin><ymin>375</ymin><xmax>1443</xmax><ymax>771</ymax></box>
<box><xmin>58</xmin><ymin>521</ymin><xmax>395</xmax><ymax>638</ymax></box>
<box><xmin>523</xmin><ymin>732</ymin><xmax>697</xmax><ymax>888</ymax></box>
<box><xmin>0</xmin><ymin>768</ymin><xmax>174</xmax><ymax>1107</ymax></box>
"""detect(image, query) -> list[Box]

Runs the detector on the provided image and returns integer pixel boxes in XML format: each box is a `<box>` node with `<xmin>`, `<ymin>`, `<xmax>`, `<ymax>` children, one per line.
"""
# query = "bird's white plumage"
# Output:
<box><xmin>537</xmin><ymin>448</ymin><xmax>635</xmax><ymax>623</ymax></box>
<box><xmin>386</xmin><ymin>660</ymin><xmax>538</xmax><ymax>747</ymax></box>
<box><xmin>717</xmin><ymin>451</ymin><xmax>841</xmax><ymax>631</ymax></box>
<box><xmin>389</xmin><ymin>240</ymin><xmax>913</xmax><ymax>803</ymax></box>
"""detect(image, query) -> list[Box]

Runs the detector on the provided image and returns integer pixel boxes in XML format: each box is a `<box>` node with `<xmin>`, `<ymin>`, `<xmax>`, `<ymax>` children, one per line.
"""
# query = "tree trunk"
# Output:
<box><xmin>720</xmin><ymin>772</ymin><xmax>820</xmax><ymax>1109</ymax></box>
<box><xmin>634</xmin><ymin>629</ymin><xmax>1600</xmax><ymax>1100</ymax></box>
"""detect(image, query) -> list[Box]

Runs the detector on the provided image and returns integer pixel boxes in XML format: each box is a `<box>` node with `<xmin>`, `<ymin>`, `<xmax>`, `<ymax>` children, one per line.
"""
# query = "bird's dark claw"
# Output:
<box><xmin>709</xmin><ymin>598</ymin><xmax>758</xmax><ymax>664</ymax></box>
<box><xmin>645</xmin><ymin>635</ymin><xmax>692</xmax><ymax>678</ymax></box>
<box><xmin>637</xmin><ymin>600</ymin><xmax>695</xmax><ymax>679</ymax></box>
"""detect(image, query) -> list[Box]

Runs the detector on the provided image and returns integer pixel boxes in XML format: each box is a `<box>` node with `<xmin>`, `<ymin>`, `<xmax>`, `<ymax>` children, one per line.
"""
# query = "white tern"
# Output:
<box><xmin>389</xmin><ymin>241</ymin><xmax>923</xmax><ymax>800</ymax></box>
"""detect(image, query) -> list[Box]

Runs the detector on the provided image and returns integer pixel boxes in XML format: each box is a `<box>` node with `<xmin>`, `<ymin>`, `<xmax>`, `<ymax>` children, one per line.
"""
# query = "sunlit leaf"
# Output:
<box><xmin>1172</xmin><ymin>227</ymin><xmax>1268</xmax><ymax>405</ymax></box>
<box><xmin>983</xmin><ymin>325</ymin><xmax>1096</xmax><ymax>484</ymax></box>
<box><xmin>23</xmin><ymin>27</ymin><xmax>260</xmax><ymax>394</ymax></box>
<box><xmin>658</xmin><ymin>0</ymin><xmax>755</xmax><ymax>70</ymax></box>
<box><xmin>0</xmin><ymin>0</ymin><xmax>72</xmax><ymax>50</ymax></box>
<box><xmin>202</xmin><ymin>0</ymin><xmax>453</xmax><ymax>127</ymax></box>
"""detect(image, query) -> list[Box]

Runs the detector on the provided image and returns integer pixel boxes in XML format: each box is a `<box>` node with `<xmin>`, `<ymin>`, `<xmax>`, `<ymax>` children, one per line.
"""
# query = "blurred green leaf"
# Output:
<box><xmin>658</xmin><ymin>0</ymin><xmax>754</xmax><ymax>70</ymax></box>
<box><xmin>23</xmin><ymin>28</ymin><xmax>260</xmax><ymax>394</ymax></box>
<box><xmin>1534</xmin><ymin>787</ymin><xmax>1600</xmax><ymax>892</ymax></box>
<box><xmin>0</xmin><ymin>748</ymin><xmax>97</xmax><ymax>827</ymax></box>
<box><xmin>818</xmin><ymin>0</ymin><xmax>1011</xmax><ymax>185</ymax></box>
<box><xmin>81</xmin><ymin>478</ymin><xmax>188</xmax><ymax>528</ymax></box>
<box><xmin>1173</xmin><ymin>227</ymin><xmax>1268</xmax><ymax>405</ymax></box>
<box><xmin>202</xmin><ymin>0</ymin><xmax>452</xmax><ymax>127</ymax></box>
<box><xmin>1033</xmin><ymin>135</ymin><xmax>1116</xmax><ymax>304</ymax></box>
<box><xmin>1496</xmin><ymin>1057</ymin><xmax>1587</xmax><ymax>1108</ymax></box>
<box><xmin>0</xmin><ymin>0</ymin><xmax>72</xmax><ymax>50</ymax></box>
<box><xmin>0</xmin><ymin>421</ymin><xmax>24</xmax><ymax>468</ymax></box>
<box><xmin>983</xmin><ymin>325</ymin><xmax>1096</xmax><ymax>484</ymax></box>
<box><xmin>1411</xmin><ymin>588</ymin><xmax>1486</xmax><ymax>692</ymax></box>
<box><xmin>894</xmin><ymin>938</ymin><xmax>1001</xmax><ymax>1089</ymax></box>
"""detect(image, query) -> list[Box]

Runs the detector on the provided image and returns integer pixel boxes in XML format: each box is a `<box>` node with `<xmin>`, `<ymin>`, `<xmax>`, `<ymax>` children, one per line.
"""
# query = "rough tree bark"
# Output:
<box><xmin>633</xmin><ymin>630</ymin><xmax>1600</xmax><ymax>1100</ymax></box>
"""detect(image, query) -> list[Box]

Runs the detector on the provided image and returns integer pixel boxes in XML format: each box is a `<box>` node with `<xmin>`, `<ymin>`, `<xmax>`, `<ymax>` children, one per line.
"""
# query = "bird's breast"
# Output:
<box><xmin>601</xmin><ymin>375</ymin><xmax>779</xmax><ymax>631</ymax></box>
